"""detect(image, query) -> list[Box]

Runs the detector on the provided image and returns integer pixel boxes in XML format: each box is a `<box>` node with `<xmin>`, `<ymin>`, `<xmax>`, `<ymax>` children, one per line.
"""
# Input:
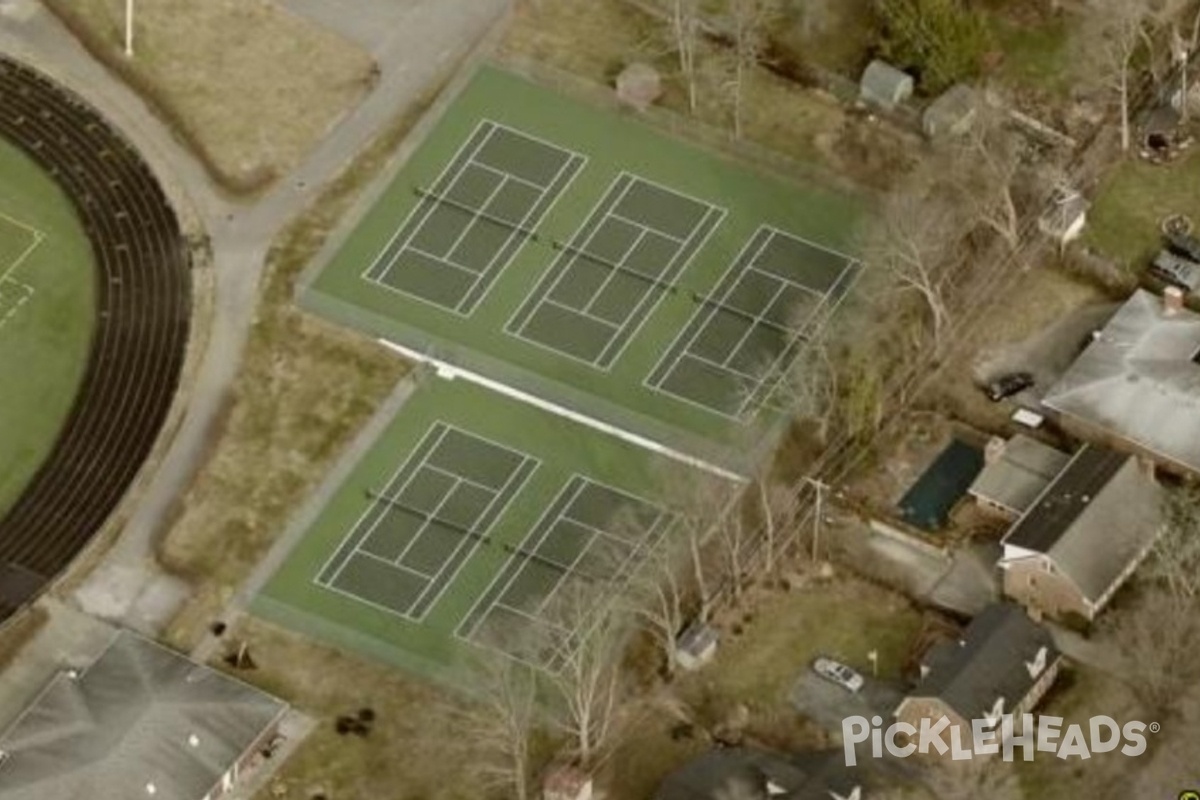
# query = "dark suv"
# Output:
<box><xmin>984</xmin><ymin>372</ymin><xmax>1034</xmax><ymax>402</ymax></box>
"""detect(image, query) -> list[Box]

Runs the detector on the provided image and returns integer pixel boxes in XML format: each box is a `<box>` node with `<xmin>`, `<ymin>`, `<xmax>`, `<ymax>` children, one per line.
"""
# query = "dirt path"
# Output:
<box><xmin>0</xmin><ymin>0</ymin><xmax>509</xmax><ymax>630</ymax></box>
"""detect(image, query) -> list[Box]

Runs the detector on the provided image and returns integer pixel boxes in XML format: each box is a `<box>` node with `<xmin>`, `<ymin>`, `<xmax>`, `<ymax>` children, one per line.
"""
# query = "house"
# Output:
<box><xmin>859</xmin><ymin>60</ymin><xmax>913</xmax><ymax>112</ymax></box>
<box><xmin>1041</xmin><ymin>288</ymin><xmax>1200</xmax><ymax>476</ymax></box>
<box><xmin>894</xmin><ymin>604</ymin><xmax>1061</xmax><ymax>748</ymax></box>
<box><xmin>998</xmin><ymin>445</ymin><xmax>1161</xmax><ymax>622</ymax></box>
<box><xmin>0</xmin><ymin>630</ymin><xmax>288</xmax><ymax>800</ymax></box>
<box><xmin>656</xmin><ymin>748</ymin><xmax>862</xmax><ymax>800</ymax></box>
<box><xmin>968</xmin><ymin>435</ymin><xmax>1070</xmax><ymax>520</ymax></box>
<box><xmin>922</xmin><ymin>83</ymin><xmax>979</xmax><ymax>139</ymax></box>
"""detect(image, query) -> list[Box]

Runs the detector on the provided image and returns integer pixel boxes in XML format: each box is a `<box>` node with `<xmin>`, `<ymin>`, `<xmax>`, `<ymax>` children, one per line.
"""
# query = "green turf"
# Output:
<box><xmin>303</xmin><ymin>65</ymin><xmax>863</xmax><ymax>470</ymax></box>
<box><xmin>252</xmin><ymin>375</ymin><xmax>696</xmax><ymax>680</ymax></box>
<box><xmin>0</xmin><ymin>139</ymin><xmax>96</xmax><ymax>518</ymax></box>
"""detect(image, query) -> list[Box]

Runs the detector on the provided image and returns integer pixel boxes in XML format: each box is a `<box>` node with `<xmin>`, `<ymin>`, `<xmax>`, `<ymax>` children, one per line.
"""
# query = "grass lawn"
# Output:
<box><xmin>0</xmin><ymin>139</ymin><xmax>95</xmax><ymax>518</ymax></box>
<box><xmin>1082</xmin><ymin>150</ymin><xmax>1200</xmax><ymax>269</ymax></box>
<box><xmin>604</xmin><ymin>577</ymin><xmax>923</xmax><ymax>799</ymax></box>
<box><xmin>253</xmin><ymin>375</ymin><xmax>703</xmax><ymax>681</ymax></box>
<box><xmin>43</xmin><ymin>0</ymin><xmax>374</xmax><ymax>193</ymax></box>
<box><xmin>991</xmin><ymin>11</ymin><xmax>1072</xmax><ymax>98</ymax></box>
<box><xmin>304</xmin><ymin>64</ymin><xmax>863</xmax><ymax>469</ymax></box>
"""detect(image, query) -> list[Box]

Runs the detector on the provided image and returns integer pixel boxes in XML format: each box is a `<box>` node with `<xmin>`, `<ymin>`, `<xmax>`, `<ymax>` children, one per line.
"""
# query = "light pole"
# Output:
<box><xmin>124</xmin><ymin>0</ymin><xmax>135</xmax><ymax>58</ymax></box>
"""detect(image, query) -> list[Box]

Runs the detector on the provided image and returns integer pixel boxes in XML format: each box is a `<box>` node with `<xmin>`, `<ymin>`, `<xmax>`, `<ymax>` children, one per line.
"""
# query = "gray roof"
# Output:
<box><xmin>1043</xmin><ymin>289</ymin><xmax>1200</xmax><ymax>473</ymax></box>
<box><xmin>968</xmin><ymin>435</ymin><xmax>1070</xmax><ymax>515</ymax></box>
<box><xmin>911</xmin><ymin>604</ymin><xmax>1058</xmax><ymax>721</ymax></box>
<box><xmin>922</xmin><ymin>83</ymin><xmax>979</xmax><ymax>138</ymax></box>
<box><xmin>1002</xmin><ymin>445</ymin><xmax>1161</xmax><ymax>602</ymax></box>
<box><xmin>0</xmin><ymin>631</ymin><xmax>286</xmax><ymax>800</ymax></box>
<box><xmin>656</xmin><ymin>748</ymin><xmax>860</xmax><ymax>800</ymax></box>
<box><xmin>859</xmin><ymin>60</ymin><xmax>913</xmax><ymax>110</ymax></box>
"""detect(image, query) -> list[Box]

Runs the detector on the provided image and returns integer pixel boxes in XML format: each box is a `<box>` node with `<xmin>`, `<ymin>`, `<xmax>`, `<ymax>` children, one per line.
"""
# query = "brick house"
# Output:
<box><xmin>0</xmin><ymin>630</ymin><xmax>288</xmax><ymax>800</ymax></box>
<box><xmin>998</xmin><ymin>445</ymin><xmax>1161</xmax><ymax>622</ymax></box>
<box><xmin>894</xmin><ymin>604</ymin><xmax>1061</xmax><ymax>751</ymax></box>
<box><xmin>1042</xmin><ymin>288</ymin><xmax>1200</xmax><ymax>477</ymax></box>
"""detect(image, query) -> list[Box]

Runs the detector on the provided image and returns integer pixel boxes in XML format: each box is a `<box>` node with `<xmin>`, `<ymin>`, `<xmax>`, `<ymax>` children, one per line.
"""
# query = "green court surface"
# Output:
<box><xmin>253</xmin><ymin>377</ymin><xmax>696</xmax><ymax>678</ymax></box>
<box><xmin>303</xmin><ymin>65</ymin><xmax>863</xmax><ymax>468</ymax></box>
<box><xmin>0</xmin><ymin>138</ymin><xmax>96</xmax><ymax>518</ymax></box>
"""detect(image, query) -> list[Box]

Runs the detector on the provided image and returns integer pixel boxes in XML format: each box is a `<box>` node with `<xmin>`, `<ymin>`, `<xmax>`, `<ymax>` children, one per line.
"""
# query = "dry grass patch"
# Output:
<box><xmin>156</xmin><ymin>87</ymin><xmax>443</xmax><ymax>649</ymax></box>
<box><xmin>499</xmin><ymin>0</ymin><xmax>908</xmax><ymax>186</ymax></box>
<box><xmin>44</xmin><ymin>0</ymin><xmax>375</xmax><ymax>193</ymax></box>
<box><xmin>212</xmin><ymin>617</ymin><xmax>482</xmax><ymax>800</ymax></box>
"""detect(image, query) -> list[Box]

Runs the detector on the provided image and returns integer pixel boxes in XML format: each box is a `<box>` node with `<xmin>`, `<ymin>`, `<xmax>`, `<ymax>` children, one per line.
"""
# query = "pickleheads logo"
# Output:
<box><xmin>842</xmin><ymin>714</ymin><xmax>1157</xmax><ymax>766</ymax></box>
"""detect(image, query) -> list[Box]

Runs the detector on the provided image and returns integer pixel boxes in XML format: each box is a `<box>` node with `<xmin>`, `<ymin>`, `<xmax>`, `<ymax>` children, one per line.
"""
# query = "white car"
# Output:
<box><xmin>812</xmin><ymin>657</ymin><xmax>864</xmax><ymax>693</ymax></box>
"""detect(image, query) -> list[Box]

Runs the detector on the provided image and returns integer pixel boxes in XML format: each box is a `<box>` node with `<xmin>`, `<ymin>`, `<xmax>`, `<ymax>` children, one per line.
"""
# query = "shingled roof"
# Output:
<box><xmin>906</xmin><ymin>604</ymin><xmax>1058</xmax><ymax>722</ymax></box>
<box><xmin>1002</xmin><ymin>444</ymin><xmax>1160</xmax><ymax>603</ymax></box>
<box><xmin>1043</xmin><ymin>289</ymin><xmax>1200</xmax><ymax>474</ymax></box>
<box><xmin>0</xmin><ymin>631</ymin><xmax>286</xmax><ymax>800</ymax></box>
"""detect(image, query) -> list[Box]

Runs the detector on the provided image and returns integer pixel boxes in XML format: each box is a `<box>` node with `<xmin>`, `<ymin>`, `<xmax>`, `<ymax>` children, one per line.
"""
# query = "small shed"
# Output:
<box><xmin>859</xmin><ymin>60</ymin><xmax>913</xmax><ymax>111</ymax></box>
<box><xmin>922</xmin><ymin>83</ymin><xmax>979</xmax><ymax>139</ymax></box>
<box><xmin>1038</xmin><ymin>186</ymin><xmax>1089</xmax><ymax>247</ymax></box>
<box><xmin>675</xmin><ymin>621</ymin><xmax>719</xmax><ymax>672</ymax></box>
<box><xmin>615</xmin><ymin>62</ymin><xmax>663</xmax><ymax>112</ymax></box>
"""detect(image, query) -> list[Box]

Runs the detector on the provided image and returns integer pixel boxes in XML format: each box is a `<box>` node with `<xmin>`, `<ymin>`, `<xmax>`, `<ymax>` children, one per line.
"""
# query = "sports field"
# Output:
<box><xmin>303</xmin><ymin>66</ymin><xmax>862</xmax><ymax>467</ymax></box>
<box><xmin>253</xmin><ymin>376</ymin><xmax>702</xmax><ymax>676</ymax></box>
<box><xmin>0</xmin><ymin>139</ymin><xmax>96</xmax><ymax>517</ymax></box>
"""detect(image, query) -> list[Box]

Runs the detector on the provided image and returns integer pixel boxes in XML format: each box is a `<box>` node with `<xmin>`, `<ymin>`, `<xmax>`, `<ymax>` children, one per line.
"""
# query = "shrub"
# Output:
<box><xmin>875</xmin><ymin>0</ymin><xmax>995</xmax><ymax>95</ymax></box>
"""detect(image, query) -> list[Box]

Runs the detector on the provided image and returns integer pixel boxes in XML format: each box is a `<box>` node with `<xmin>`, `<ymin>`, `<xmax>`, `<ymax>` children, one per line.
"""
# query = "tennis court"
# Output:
<box><xmin>457</xmin><ymin>474</ymin><xmax>676</xmax><ymax>665</ymax></box>
<box><xmin>0</xmin><ymin>211</ymin><xmax>41</xmax><ymax>330</ymax></box>
<box><xmin>316</xmin><ymin>421</ymin><xmax>539</xmax><ymax>621</ymax></box>
<box><xmin>363</xmin><ymin>120</ymin><xmax>586</xmax><ymax>315</ymax></box>
<box><xmin>506</xmin><ymin>172</ymin><xmax>725</xmax><ymax>369</ymax></box>
<box><xmin>646</xmin><ymin>226</ymin><xmax>860</xmax><ymax>419</ymax></box>
<box><xmin>303</xmin><ymin>66</ymin><xmax>864</xmax><ymax>465</ymax></box>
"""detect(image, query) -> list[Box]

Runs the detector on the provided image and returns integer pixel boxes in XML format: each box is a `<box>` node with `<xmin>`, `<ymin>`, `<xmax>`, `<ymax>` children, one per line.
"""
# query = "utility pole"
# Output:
<box><xmin>124</xmin><ymin>0</ymin><xmax>135</xmax><ymax>58</ymax></box>
<box><xmin>804</xmin><ymin>476</ymin><xmax>830</xmax><ymax>563</ymax></box>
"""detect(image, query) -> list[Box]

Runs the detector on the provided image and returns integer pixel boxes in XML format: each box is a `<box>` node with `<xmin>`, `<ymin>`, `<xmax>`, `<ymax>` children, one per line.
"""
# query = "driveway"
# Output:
<box><xmin>790</xmin><ymin>669</ymin><xmax>905</xmax><ymax>734</ymax></box>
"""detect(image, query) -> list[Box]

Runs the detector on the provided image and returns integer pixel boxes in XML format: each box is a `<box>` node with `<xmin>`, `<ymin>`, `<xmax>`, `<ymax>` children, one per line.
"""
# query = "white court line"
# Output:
<box><xmin>470</xmin><ymin>159</ymin><xmax>546</xmax><ymax>193</ymax></box>
<box><xmin>360</xmin><ymin>120</ymin><xmax>493</xmax><ymax>283</ymax></box>
<box><xmin>380</xmin><ymin>338</ymin><xmax>748</xmax><ymax>483</ymax></box>
<box><xmin>319</xmin><ymin>423</ymin><xmax>455</xmax><ymax>591</ymax></box>
<box><xmin>456</xmin><ymin>150</ymin><xmax>587</xmax><ymax>313</ymax></box>
<box><xmin>412</xmin><ymin>453</ymin><xmax>542</xmax><ymax>622</ymax></box>
<box><xmin>645</xmin><ymin>226</ymin><xmax>774</xmax><ymax>392</ymax></box>
<box><xmin>542</xmin><ymin>297</ymin><xmax>621</xmax><ymax>329</ymax></box>
<box><xmin>455</xmin><ymin>475</ymin><xmax>589</xmax><ymax>641</ymax></box>
<box><xmin>440</xmin><ymin>173</ymin><xmax>509</xmax><ymax>265</ymax></box>
<box><xmin>600</xmin><ymin>203</ymin><xmax>727</xmax><ymax>371</ymax></box>
<box><xmin>403</xmin><ymin>244</ymin><xmax>483</xmax><ymax>277</ymax></box>
<box><xmin>581</xmin><ymin>227</ymin><xmax>648</xmax><ymax>316</ymax></box>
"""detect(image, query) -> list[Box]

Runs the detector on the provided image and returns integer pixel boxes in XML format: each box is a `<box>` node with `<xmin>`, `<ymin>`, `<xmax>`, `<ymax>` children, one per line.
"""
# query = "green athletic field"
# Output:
<box><xmin>0</xmin><ymin>138</ymin><xmax>96</xmax><ymax>518</ymax></box>
<box><xmin>302</xmin><ymin>65</ymin><xmax>863</xmax><ymax>470</ymax></box>
<box><xmin>253</xmin><ymin>376</ymin><xmax>702</xmax><ymax>678</ymax></box>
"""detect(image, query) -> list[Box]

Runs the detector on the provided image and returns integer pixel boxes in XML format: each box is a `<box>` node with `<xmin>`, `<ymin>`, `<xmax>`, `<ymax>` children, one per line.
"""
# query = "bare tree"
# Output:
<box><xmin>658</xmin><ymin>467</ymin><xmax>740</xmax><ymax>621</ymax></box>
<box><xmin>860</xmin><ymin>185</ymin><xmax>964</xmax><ymax>348</ymax></box>
<box><xmin>1077</xmin><ymin>0</ymin><xmax>1154</xmax><ymax>152</ymax></box>
<box><xmin>1144</xmin><ymin>482</ymin><xmax>1200</xmax><ymax>601</ymax></box>
<box><xmin>1100</xmin><ymin>583</ymin><xmax>1200</xmax><ymax>711</ymax></box>
<box><xmin>948</xmin><ymin>106</ymin><xmax>1026</xmax><ymax>251</ymax></box>
<box><xmin>621</xmin><ymin>526</ymin><xmax>690</xmax><ymax>679</ymax></box>
<box><xmin>712</xmin><ymin>500</ymin><xmax>751</xmax><ymax>605</ymax></box>
<box><xmin>670</xmin><ymin>0</ymin><xmax>703</xmax><ymax>113</ymax></box>
<box><xmin>444</xmin><ymin>654</ymin><xmax>541</xmax><ymax>800</ymax></box>
<box><xmin>722</xmin><ymin>0</ymin><xmax>778</xmax><ymax>137</ymax></box>
<box><xmin>542</xmin><ymin>579</ymin><xmax>628</xmax><ymax>765</ymax></box>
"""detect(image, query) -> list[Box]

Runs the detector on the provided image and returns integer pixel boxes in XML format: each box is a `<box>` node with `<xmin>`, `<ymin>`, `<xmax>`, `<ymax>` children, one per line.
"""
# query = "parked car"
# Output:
<box><xmin>812</xmin><ymin>657</ymin><xmax>864</xmax><ymax>693</ymax></box>
<box><xmin>983</xmin><ymin>372</ymin><xmax>1034</xmax><ymax>402</ymax></box>
<box><xmin>1165</xmin><ymin>229</ymin><xmax>1200</xmax><ymax>263</ymax></box>
<box><xmin>1148</xmin><ymin>249</ymin><xmax>1200</xmax><ymax>293</ymax></box>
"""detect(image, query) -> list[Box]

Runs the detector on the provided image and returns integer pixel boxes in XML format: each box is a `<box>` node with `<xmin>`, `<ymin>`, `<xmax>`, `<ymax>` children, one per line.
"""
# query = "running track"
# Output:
<box><xmin>0</xmin><ymin>56</ymin><xmax>192</xmax><ymax>620</ymax></box>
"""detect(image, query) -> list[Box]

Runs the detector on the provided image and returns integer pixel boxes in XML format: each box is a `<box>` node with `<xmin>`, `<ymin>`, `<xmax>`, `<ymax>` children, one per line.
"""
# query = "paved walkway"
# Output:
<box><xmin>0</xmin><ymin>0</ymin><xmax>509</xmax><ymax>629</ymax></box>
